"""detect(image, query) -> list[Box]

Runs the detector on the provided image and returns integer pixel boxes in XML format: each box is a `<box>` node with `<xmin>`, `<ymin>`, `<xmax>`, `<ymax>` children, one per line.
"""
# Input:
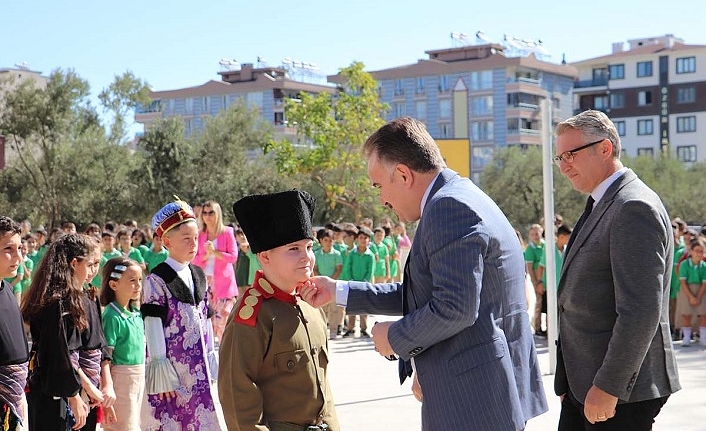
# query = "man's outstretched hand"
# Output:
<box><xmin>299</xmin><ymin>276</ymin><xmax>336</xmax><ymax>308</ymax></box>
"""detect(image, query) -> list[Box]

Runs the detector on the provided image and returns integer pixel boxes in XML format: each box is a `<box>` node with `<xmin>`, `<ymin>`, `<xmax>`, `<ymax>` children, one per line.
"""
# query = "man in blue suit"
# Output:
<box><xmin>301</xmin><ymin>117</ymin><xmax>547</xmax><ymax>431</ymax></box>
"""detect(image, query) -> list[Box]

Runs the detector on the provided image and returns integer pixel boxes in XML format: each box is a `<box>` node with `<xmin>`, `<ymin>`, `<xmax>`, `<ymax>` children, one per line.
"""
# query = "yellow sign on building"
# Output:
<box><xmin>435</xmin><ymin>139</ymin><xmax>470</xmax><ymax>178</ymax></box>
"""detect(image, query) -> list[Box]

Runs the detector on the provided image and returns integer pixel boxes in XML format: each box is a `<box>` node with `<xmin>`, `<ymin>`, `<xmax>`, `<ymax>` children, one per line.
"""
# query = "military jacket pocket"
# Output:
<box><xmin>275</xmin><ymin>349</ymin><xmax>310</xmax><ymax>373</ymax></box>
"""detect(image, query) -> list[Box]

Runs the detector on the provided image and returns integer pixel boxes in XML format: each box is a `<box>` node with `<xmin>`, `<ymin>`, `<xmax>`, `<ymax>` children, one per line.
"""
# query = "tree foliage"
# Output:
<box><xmin>0</xmin><ymin>68</ymin><xmax>291</xmax><ymax>228</ymax></box>
<box><xmin>98</xmin><ymin>71</ymin><xmax>151</xmax><ymax>145</ymax></box>
<box><xmin>482</xmin><ymin>147</ymin><xmax>706</xmax><ymax>235</ymax></box>
<box><xmin>264</xmin><ymin>61</ymin><xmax>389</xmax><ymax>222</ymax></box>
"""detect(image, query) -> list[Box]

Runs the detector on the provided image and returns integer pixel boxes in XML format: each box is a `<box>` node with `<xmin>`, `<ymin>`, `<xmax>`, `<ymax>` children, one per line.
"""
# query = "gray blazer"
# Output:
<box><xmin>346</xmin><ymin>169</ymin><xmax>547</xmax><ymax>431</ymax></box>
<box><xmin>555</xmin><ymin>169</ymin><xmax>681</xmax><ymax>403</ymax></box>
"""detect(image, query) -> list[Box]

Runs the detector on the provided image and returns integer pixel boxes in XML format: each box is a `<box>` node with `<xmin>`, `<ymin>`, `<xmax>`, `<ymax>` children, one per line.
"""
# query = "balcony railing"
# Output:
<box><xmin>574</xmin><ymin>77</ymin><xmax>609</xmax><ymax>88</ymax></box>
<box><xmin>136</xmin><ymin>100</ymin><xmax>162</xmax><ymax>114</ymax></box>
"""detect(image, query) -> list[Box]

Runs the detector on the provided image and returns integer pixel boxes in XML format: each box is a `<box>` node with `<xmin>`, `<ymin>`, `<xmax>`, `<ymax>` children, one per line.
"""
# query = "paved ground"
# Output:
<box><xmin>325</xmin><ymin>318</ymin><xmax>706</xmax><ymax>431</ymax></box>
<box><xmin>99</xmin><ymin>316</ymin><xmax>706</xmax><ymax>430</ymax></box>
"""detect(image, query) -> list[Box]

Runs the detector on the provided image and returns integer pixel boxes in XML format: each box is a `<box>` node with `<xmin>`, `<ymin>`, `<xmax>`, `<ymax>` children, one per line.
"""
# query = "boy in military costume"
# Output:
<box><xmin>219</xmin><ymin>190</ymin><xmax>339</xmax><ymax>431</ymax></box>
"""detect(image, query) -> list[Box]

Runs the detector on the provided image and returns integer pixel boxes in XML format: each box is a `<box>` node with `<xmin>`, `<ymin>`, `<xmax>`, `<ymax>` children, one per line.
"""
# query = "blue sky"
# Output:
<box><xmin>3</xmin><ymin>0</ymin><xmax>703</xmax><ymax>132</ymax></box>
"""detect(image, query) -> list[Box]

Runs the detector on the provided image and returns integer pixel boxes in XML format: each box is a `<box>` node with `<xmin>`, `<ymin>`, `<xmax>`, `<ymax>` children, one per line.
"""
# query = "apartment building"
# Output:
<box><xmin>134</xmin><ymin>62</ymin><xmax>334</xmax><ymax>140</ymax></box>
<box><xmin>572</xmin><ymin>34</ymin><xmax>706</xmax><ymax>163</ymax></box>
<box><xmin>330</xmin><ymin>43</ymin><xmax>577</xmax><ymax>183</ymax></box>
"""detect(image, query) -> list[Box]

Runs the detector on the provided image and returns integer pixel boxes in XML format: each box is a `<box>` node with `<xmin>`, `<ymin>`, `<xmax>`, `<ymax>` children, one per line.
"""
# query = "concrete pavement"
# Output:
<box><xmin>325</xmin><ymin>318</ymin><xmax>706</xmax><ymax>431</ymax></box>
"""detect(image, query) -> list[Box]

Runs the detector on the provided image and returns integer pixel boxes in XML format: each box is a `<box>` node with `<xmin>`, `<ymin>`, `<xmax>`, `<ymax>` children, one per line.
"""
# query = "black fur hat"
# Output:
<box><xmin>233</xmin><ymin>190</ymin><xmax>315</xmax><ymax>253</ymax></box>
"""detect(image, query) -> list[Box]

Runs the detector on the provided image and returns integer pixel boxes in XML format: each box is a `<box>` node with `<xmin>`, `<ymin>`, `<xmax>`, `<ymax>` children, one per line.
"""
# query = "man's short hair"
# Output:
<box><xmin>555</xmin><ymin>110</ymin><xmax>621</xmax><ymax>160</ymax></box>
<box><xmin>363</xmin><ymin>117</ymin><xmax>446</xmax><ymax>172</ymax></box>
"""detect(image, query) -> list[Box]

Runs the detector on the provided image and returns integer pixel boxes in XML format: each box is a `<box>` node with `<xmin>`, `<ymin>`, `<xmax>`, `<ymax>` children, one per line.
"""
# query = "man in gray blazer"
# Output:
<box><xmin>553</xmin><ymin>110</ymin><xmax>681</xmax><ymax>430</ymax></box>
<box><xmin>301</xmin><ymin>117</ymin><xmax>547</xmax><ymax>431</ymax></box>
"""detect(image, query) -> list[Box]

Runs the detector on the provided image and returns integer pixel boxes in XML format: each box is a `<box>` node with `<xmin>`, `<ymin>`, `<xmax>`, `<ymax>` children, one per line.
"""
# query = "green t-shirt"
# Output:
<box><xmin>671</xmin><ymin>244</ymin><xmax>686</xmax><ymax>298</ymax></box>
<box><xmin>4</xmin><ymin>261</ymin><xmax>24</xmax><ymax>294</ymax></box>
<box><xmin>102</xmin><ymin>302</ymin><xmax>145</xmax><ymax>366</ymax></box>
<box><xmin>27</xmin><ymin>251</ymin><xmax>41</xmax><ymax>275</ymax></box>
<box><xmin>524</xmin><ymin>240</ymin><xmax>545</xmax><ymax>270</ymax></box>
<box><xmin>343</xmin><ymin>248</ymin><xmax>375</xmax><ymax>282</ymax></box>
<box><xmin>20</xmin><ymin>256</ymin><xmax>33</xmax><ymax>292</ymax></box>
<box><xmin>373</xmin><ymin>241</ymin><xmax>390</xmax><ymax>277</ymax></box>
<box><xmin>144</xmin><ymin>247</ymin><xmax>169</xmax><ymax>273</ymax></box>
<box><xmin>247</xmin><ymin>249</ymin><xmax>262</xmax><ymax>285</ymax></box>
<box><xmin>339</xmin><ymin>246</ymin><xmax>355</xmax><ymax>280</ymax></box>
<box><xmin>383</xmin><ymin>236</ymin><xmax>399</xmax><ymax>277</ymax></box>
<box><xmin>539</xmin><ymin>245</ymin><xmax>564</xmax><ymax>286</ymax></box>
<box><xmin>119</xmin><ymin>247</ymin><xmax>145</xmax><ymax>265</ymax></box>
<box><xmin>315</xmin><ymin>248</ymin><xmax>343</xmax><ymax>278</ymax></box>
<box><xmin>333</xmin><ymin>242</ymin><xmax>347</xmax><ymax>254</ymax></box>
<box><xmin>137</xmin><ymin>244</ymin><xmax>150</xmax><ymax>260</ymax></box>
<box><xmin>679</xmin><ymin>259</ymin><xmax>706</xmax><ymax>285</ymax></box>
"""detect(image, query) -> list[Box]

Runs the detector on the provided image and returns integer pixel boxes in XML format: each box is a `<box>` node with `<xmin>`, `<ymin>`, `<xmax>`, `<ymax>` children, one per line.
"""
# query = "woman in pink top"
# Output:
<box><xmin>193</xmin><ymin>200</ymin><xmax>238</xmax><ymax>342</ymax></box>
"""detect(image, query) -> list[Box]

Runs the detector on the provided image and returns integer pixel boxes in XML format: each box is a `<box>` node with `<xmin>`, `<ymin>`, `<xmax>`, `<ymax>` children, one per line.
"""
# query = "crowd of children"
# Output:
<box><xmin>0</xmin><ymin>194</ymin><xmax>412</xmax><ymax>430</ymax></box>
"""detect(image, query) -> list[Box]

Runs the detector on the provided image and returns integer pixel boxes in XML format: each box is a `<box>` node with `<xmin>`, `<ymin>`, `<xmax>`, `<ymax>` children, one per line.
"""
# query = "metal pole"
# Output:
<box><xmin>540</xmin><ymin>98</ymin><xmax>558</xmax><ymax>373</ymax></box>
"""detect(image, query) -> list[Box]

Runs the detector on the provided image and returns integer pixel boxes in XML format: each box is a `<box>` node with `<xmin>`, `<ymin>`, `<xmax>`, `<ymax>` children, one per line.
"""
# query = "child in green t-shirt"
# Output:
<box><xmin>143</xmin><ymin>233</ymin><xmax>169</xmax><ymax>273</ymax></box>
<box><xmin>677</xmin><ymin>237</ymin><xmax>706</xmax><ymax>346</ymax></box>
<box><xmin>116</xmin><ymin>229</ymin><xmax>147</xmax><ymax>273</ymax></box>
<box><xmin>100</xmin><ymin>257</ymin><xmax>146</xmax><ymax>431</ymax></box>
<box><xmin>372</xmin><ymin>227</ymin><xmax>390</xmax><ymax>283</ymax></box>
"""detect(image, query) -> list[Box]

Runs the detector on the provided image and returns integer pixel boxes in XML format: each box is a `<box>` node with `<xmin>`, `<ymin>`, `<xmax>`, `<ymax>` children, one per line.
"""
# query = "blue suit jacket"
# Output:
<box><xmin>346</xmin><ymin>169</ymin><xmax>547</xmax><ymax>431</ymax></box>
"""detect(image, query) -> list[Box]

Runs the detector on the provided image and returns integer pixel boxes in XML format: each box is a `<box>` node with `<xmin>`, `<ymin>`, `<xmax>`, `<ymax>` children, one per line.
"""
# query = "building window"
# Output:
<box><xmin>415</xmin><ymin>101</ymin><xmax>427</xmax><ymax>119</ymax></box>
<box><xmin>274</xmin><ymin>112</ymin><xmax>284</xmax><ymax>125</ymax></box>
<box><xmin>415</xmin><ymin>77</ymin><xmax>425</xmax><ymax>94</ymax></box>
<box><xmin>471</xmin><ymin>96</ymin><xmax>493</xmax><ymax>116</ymax></box>
<box><xmin>637</xmin><ymin>148</ymin><xmax>654</xmax><ymax>157</ymax></box>
<box><xmin>677</xmin><ymin>145</ymin><xmax>697</xmax><ymax>162</ymax></box>
<box><xmin>676</xmin><ymin>56</ymin><xmax>696</xmax><ymax>74</ymax></box>
<box><xmin>439</xmin><ymin>123</ymin><xmax>451</xmax><ymax>139</ymax></box>
<box><xmin>552</xmin><ymin>97</ymin><xmax>560</xmax><ymax>109</ymax></box>
<box><xmin>592</xmin><ymin>67</ymin><xmax>609</xmax><ymax>85</ymax></box>
<box><xmin>470</xmin><ymin>71</ymin><xmax>493</xmax><ymax>90</ymax></box>
<box><xmin>394</xmin><ymin>102</ymin><xmax>406</xmax><ymax>117</ymax></box>
<box><xmin>202</xmin><ymin>97</ymin><xmax>209</xmax><ymax>113</ymax></box>
<box><xmin>439</xmin><ymin>99</ymin><xmax>452</xmax><ymax>118</ymax></box>
<box><xmin>676</xmin><ymin>116</ymin><xmax>696</xmax><ymax>133</ymax></box>
<box><xmin>677</xmin><ymin>87</ymin><xmax>696</xmax><ymax>103</ymax></box>
<box><xmin>613</xmin><ymin>120</ymin><xmax>626</xmax><ymax>136</ymax></box>
<box><xmin>471</xmin><ymin>146</ymin><xmax>494</xmax><ymax>169</ymax></box>
<box><xmin>472</xmin><ymin>121</ymin><xmax>494</xmax><ymax>141</ymax></box>
<box><xmin>185</xmin><ymin>98</ymin><xmax>193</xmax><ymax>113</ymax></box>
<box><xmin>637</xmin><ymin>119</ymin><xmax>654</xmax><ymax>135</ymax></box>
<box><xmin>637</xmin><ymin>91</ymin><xmax>652</xmax><ymax>106</ymax></box>
<box><xmin>636</xmin><ymin>61</ymin><xmax>653</xmax><ymax>77</ymax></box>
<box><xmin>610</xmin><ymin>93</ymin><xmax>625</xmax><ymax>109</ymax></box>
<box><xmin>609</xmin><ymin>64</ymin><xmax>625</xmax><ymax>80</ymax></box>
<box><xmin>439</xmin><ymin>75</ymin><xmax>450</xmax><ymax>93</ymax></box>
<box><xmin>246</xmin><ymin>92</ymin><xmax>263</xmax><ymax>109</ymax></box>
<box><xmin>377</xmin><ymin>83</ymin><xmax>383</xmax><ymax>97</ymax></box>
<box><xmin>594</xmin><ymin>95</ymin><xmax>609</xmax><ymax>110</ymax></box>
<box><xmin>394</xmin><ymin>79</ymin><xmax>405</xmax><ymax>96</ymax></box>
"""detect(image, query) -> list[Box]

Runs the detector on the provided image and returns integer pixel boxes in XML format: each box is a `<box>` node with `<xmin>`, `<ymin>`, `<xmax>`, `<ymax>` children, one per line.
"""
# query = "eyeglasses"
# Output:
<box><xmin>202</xmin><ymin>210</ymin><xmax>215</xmax><ymax>216</ymax></box>
<box><xmin>553</xmin><ymin>139</ymin><xmax>605</xmax><ymax>166</ymax></box>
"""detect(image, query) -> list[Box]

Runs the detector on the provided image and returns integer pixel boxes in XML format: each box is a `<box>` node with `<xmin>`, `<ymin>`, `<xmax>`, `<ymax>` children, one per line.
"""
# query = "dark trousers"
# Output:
<box><xmin>558</xmin><ymin>390</ymin><xmax>668</xmax><ymax>431</ymax></box>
